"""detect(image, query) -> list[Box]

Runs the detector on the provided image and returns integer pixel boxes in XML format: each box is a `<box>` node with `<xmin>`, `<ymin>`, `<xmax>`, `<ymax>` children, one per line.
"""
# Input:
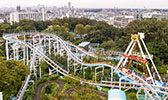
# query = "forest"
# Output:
<box><xmin>0</xmin><ymin>17</ymin><xmax>168</xmax><ymax>65</ymax></box>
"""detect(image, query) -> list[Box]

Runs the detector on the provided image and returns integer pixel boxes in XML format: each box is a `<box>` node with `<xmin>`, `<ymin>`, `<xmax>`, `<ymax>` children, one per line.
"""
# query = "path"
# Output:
<box><xmin>34</xmin><ymin>80</ymin><xmax>64</xmax><ymax>100</ymax></box>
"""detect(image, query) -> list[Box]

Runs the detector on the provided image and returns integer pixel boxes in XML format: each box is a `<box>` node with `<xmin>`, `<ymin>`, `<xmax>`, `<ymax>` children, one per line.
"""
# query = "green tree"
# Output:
<box><xmin>0</xmin><ymin>58</ymin><xmax>29</xmax><ymax>100</ymax></box>
<box><xmin>34</xmin><ymin>21</ymin><xmax>51</xmax><ymax>31</ymax></box>
<box><xmin>12</xmin><ymin>19</ymin><xmax>36</xmax><ymax>31</ymax></box>
<box><xmin>0</xmin><ymin>23</ymin><xmax>10</xmax><ymax>36</ymax></box>
<box><xmin>147</xmin><ymin>40</ymin><xmax>168</xmax><ymax>64</ymax></box>
<box><xmin>39</xmin><ymin>61</ymin><xmax>49</xmax><ymax>74</ymax></box>
<box><xmin>122</xmin><ymin>18</ymin><xmax>168</xmax><ymax>64</ymax></box>
<box><xmin>44</xmin><ymin>25</ymin><xmax>74</xmax><ymax>41</ymax></box>
<box><xmin>85</xmin><ymin>24</ymin><xmax>91</xmax><ymax>32</ymax></box>
<box><xmin>127</xmin><ymin>92</ymin><xmax>137</xmax><ymax>100</ymax></box>
<box><xmin>88</xmin><ymin>21</ymin><xmax>121</xmax><ymax>43</ymax></box>
<box><xmin>89</xmin><ymin>30</ymin><xmax>105</xmax><ymax>43</ymax></box>
<box><xmin>0</xmin><ymin>42</ymin><xmax>5</xmax><ymax>57</ymax></box>
<box><xmin>15</xmin><ymin>26</ymin><xmax>23</xmax><ymax>32</ymax></box>
<box><xmin>100</xmin><ymin>39</ymin><xmax>117</xmax><ymax>50</ymax></box>
<box><xmin>74</xmin><ymin>24</ymin><xmax>86</xmax><ymax>38</ymax></box>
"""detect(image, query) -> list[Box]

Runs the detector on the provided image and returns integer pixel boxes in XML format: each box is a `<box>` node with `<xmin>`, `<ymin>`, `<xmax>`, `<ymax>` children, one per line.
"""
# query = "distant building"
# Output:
<box><xmin>10</xmin><ymin>7</ymin><xmax>46</xmax><ymax>24</ymax></box>
<box><xmin>113</xmin><ymin>15</ymin><xmax>135</xmax><ymax>28</ymax></box>
<box><xmin>0</xmin><ymin>92</ymin><xmax>3</xmax><ymax>100</ymax></box>
<box><xmin>0</xmin><ymin>18</ymin><xmax>4</xmax><ymax>23</ymax></box>
<box><xmin>142</xmin><ymin>12</ymin><xmax>158</xmax><ymax>18</ymax></box>
<box><xmin>136</xmin><ymin>14</ymin><xmax>143</xmax><ymax>20</ymax></box>
<box><xmin>78</xmin><ymin>41</ymin><xmax>90</xmax><ymax>51</ymax></box>
<box><xmin>152</xmin><ymin>14</ymin><xmax>168</xmax><ymax>20</ymax></box>
<box><xmin>16</xmin><ymin>5</ymin><xmax>21</xmax><ymax>12</ymax></box>
<box><xmin>26</xmin><ymin>7</ymin><xmax>32</xmax><ymax>12</ymax></box>
<box><xmin>68</xmin><ymin>2</ymin><xmax>71</xmax><ymax>10</ymax></box>
<box><xmin>142</xmin><ymin>13</ymin><xmax>153</xmax><ymax>18</ymax></box>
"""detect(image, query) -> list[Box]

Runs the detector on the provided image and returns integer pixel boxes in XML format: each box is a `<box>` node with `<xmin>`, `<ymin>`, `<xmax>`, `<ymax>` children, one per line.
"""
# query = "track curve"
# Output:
<box><xmin>3</xmin><ymin>32</ymin><xmax>168</xmax><ymax>100</ymax></box>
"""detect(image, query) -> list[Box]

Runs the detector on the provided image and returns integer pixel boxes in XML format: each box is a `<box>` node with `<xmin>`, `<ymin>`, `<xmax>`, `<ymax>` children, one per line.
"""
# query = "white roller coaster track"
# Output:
<box><xmin>3</xmin><ymin>32</ymin><xmax>168</xmax><ymax>100</ymax></box>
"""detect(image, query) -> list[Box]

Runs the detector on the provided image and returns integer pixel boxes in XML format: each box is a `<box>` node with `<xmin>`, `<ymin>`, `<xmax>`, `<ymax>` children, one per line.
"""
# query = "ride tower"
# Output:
<box><xmin>116</xmin><ymin>33</ymin><xmax>163</xmax><ymax>99</ymax></box>
<box><xmin>116</xmin><ymin>33</ymin><xmax>162</xmax><ymax>85</ymax></box>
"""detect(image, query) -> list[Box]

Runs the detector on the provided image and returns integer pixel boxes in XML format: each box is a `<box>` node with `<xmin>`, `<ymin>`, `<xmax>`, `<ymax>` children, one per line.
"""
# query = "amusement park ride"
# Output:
<box><xmin>3</xmin><ymin>32</ymin><xmax>168</xmax><ymax>100</ymax></box>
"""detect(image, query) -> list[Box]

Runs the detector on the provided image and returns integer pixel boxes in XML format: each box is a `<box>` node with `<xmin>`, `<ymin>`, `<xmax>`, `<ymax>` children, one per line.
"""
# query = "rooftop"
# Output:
<box><xmin>78</xmin><ymin>41</ymin><xmax>90</xmax><ymax>47</ymax></box>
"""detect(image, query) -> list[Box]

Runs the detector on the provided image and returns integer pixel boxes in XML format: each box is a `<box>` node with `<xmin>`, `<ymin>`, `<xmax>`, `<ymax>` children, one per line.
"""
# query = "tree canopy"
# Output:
<box><xmin>0</xmin><ymin>57</ymin><xmax>29</xmax><ymax>100</ymax></box>
<box><xmin>74</xmin><ymin>24</ymin><xmax>86</xmax><ymax>37</ymax></box>
<box><xmin>0</xmin><ymin>17</ymin><xmax>167</xmax><ymax>64</ymax></box>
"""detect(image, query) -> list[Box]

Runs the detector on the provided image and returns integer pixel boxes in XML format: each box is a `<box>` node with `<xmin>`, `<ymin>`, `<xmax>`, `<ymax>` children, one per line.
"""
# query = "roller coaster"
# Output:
<box><xmin>3</xmin><ymin>32</ymin><xmax>168</xmax><ymax>100</ymax></box>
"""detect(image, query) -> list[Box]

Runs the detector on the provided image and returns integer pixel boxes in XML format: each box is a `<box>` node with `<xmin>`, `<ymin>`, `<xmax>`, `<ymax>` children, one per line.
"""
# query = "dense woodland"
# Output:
<box><xmin>0</xmin><ymin>17</ymin><xmax>168</xmax><ymax>65</ymax></box>
<box><xmin>0</xmin><ymin>17</ymin><xmax>168</xmax><ymax>99</ymax></box>
<box><xmin>0</xmin><ymin>57</ymin><xmax>29</xmax><ymax>100</ymax></box>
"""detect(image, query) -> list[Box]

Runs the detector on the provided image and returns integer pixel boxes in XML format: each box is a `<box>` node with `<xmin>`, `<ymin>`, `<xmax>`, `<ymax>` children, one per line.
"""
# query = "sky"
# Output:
<box><xmin>0</xmin><ymin>0</ymin><xmax>167</xmax><ymax>9</ymax></box>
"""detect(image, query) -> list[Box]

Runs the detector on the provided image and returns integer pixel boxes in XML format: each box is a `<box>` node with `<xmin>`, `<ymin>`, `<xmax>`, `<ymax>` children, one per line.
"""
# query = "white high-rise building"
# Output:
<box><xmin>16</xmin><ymin>5</ymin><xmax>21</xmax><ymax>12</ymax></box>
<box><xmin>0</xmin><ymin>92</ymin><xmax>3</xmax><ymax>100</ymax></box>
<box><xmin>68</xmin><ymin>2</ymin><xmax>71</xmax><ymax>10</ymax></box>
<box><xmin>10</xmin><ymin>7</ymin><xmax>46</xmax><ymax>24</ymax></box>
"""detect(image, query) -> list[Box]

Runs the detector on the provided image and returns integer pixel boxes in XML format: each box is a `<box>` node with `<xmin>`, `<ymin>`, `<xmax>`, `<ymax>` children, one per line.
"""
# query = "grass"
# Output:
<box><xmin>61</xmin><ymin>83</ymin><xmax>71</xmax><ymax>94</ymax></box>
<box><xmin>101</xmin><ymin>87</ymin><xmax>110</xmax><ymax>93</ymax></box>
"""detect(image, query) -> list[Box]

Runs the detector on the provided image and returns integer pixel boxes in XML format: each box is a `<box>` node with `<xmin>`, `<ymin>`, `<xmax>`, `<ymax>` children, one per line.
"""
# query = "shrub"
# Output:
<box><xmin>49</xmin><ymin>75</ymin><xmax>59</xmax><ymax>80</ymax></box>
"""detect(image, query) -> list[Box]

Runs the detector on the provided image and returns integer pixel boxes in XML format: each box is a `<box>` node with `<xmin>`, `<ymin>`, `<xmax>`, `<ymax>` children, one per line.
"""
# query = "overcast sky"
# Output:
<box><xmin>0</xmin><ymin>0</ymin><xmax>167</xmax><ymax>8</ymax></box>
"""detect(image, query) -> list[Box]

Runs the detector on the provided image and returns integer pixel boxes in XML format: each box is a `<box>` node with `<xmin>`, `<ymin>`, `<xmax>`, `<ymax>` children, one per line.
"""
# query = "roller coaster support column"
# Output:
<box><xmin>33</xmin><ymin>35</ymin><xmax>35</xmax><ymax>46</ymax></box>
<box><xmin>13</xmin><ymin>43</ymin><xmax>19</xmax><ymax>61</ymax></box>
<box><xmin>16</xmin><ymin>44</ymin><xmax>19</xmax><ymax>60</ymax></box>
<box><xmin>83</xmin><ymin>67</ymin><xmax>87</xmax><ymax>79</ymax></box>
<box><xmin>13</xmin><ymin>44</ymin><xmax>16</xmax><ymax>60</ymax></box>
<box><xmin>95</xmin><ymin>66</ymin><xmax>104</xmax><ymax>82</ymax></box>
<box><xmin>31</xmin><ymin>49</ymin><xmax>37</xmax><ymax>80</ymax></box>
<box><xmin>74</xmin><ymin>61</ymin><xmax>76</xmax><ymax>74</ymax></box>
<box><xmin>136</xmin><ymin>89</ymin><xmax>148</xmax><ymax>100</ymax></box>
<box><xmin>39</xmin><ymin>66</ymin><xmax>41</xmax><ymax>78</ymax></box>
<box><xmin>67</xmin><ymin>54</ymin><xmax>70</xmax><ymax>73</ymax></box>
<box><xmin>5</xmin><ymin>40</ymin><xmax>9</xmax><ymax>60</ymax></box>
<box><xmin>23</xmin><ymin>35</ymin><xmax>26</xmax><ymax>65</ymax></box>
<box><xmin>81</xmin><ymin>54</ymin><xmax>83</xmax><ymax>73</ymax></box>
<box><xmin>111</xmin><ymin>68</ymin><xmax>113</xmax><ymax>85</ymax></box>
<box><xmin>119</xmin><ymin>73</ymin><xmax>135</xmax><ymax>90</ymax></box>
<box><xmin>49</xmin><ymin>38</ymin><xmax>51</xmax><ymax>55</ymax></box>
<box><xmin>49</xmin><ymin>68</ymin><xmax>52</xmax><ymax>76</ymax></box>
<box><xmin>67</xmin><ymin>44</ymin><xmax>72</xmax><ymax>73</ymax></box>
<box><xmin>26</xmin><ymin>46</ymin><xmax>29</xmax><ymax>65</ymax></box>
<box><xmin>54</xmin><ymin>42</ymin><xmax>56</xmax><ymax>56</ymax></box>
<box><xmin>56</xmin><ymin>40</ymin><xmax>59</xmax><ymax>54</ymax></box>
<box><xmin>136</xmin><ymin>89</ymin><xmax>141</xmax><ymax>97</ymax></box>
<box><xmin>43</xmin><ymin>36</ymin><xmax>46</xmax><ymax>54</ymax></box>
<box><xmin>49</xmin><ymin>68</ymin><xmax>58</xmax><ymax>76</ymax></box>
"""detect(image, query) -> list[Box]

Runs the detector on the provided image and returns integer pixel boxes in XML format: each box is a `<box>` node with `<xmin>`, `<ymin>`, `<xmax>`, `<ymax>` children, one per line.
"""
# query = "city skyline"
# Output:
<box><xmin>0</xmin><ymin>0</ymin><xmax>168</xmax><ymax>9</ymax></box>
